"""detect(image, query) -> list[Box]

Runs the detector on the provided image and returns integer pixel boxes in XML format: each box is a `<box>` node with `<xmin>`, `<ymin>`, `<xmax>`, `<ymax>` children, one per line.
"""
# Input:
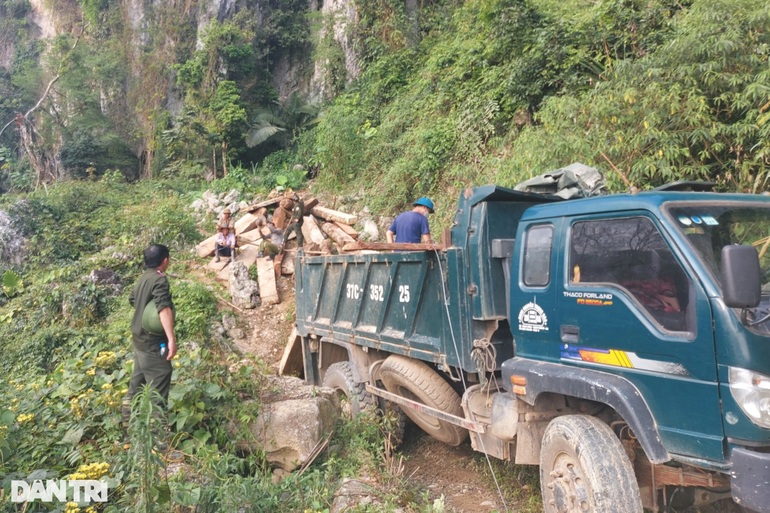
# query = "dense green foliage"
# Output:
<box><xmin>3</xmin><ymin>0</ymin><xmax>769</xmax><ymax>213</ymax></box>
<box><xmin>307</xmin><ymin>0</ymin><xmax>770</xmax><ymax>223</ymax></box>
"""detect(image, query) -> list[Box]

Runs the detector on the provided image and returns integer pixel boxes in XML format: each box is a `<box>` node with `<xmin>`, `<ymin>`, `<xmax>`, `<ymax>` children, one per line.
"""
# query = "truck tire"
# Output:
<box><xmin>379</xmin><ymin>355</ymin><xmax>467</xmax><ymax>446</ymax></box>
<box><xmin>322</xmin><ymin>362</ymin><xmax>376</xmax><ymax>417</ymax></box>
<box><xmin>540</xmin><ymin>415</ymin><xmax>642</xmax><ymax>513</ymax></box>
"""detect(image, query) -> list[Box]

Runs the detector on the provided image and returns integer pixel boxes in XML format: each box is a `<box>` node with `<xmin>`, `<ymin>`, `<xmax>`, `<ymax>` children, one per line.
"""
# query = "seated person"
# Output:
<box><xmin>267</xmin><ymin>222</ymin><xmax>283</xmax><ymax>245</ymax></box>
<box><xmin>259</xmin><ymin>222</ymin><xmax>283</xmax><ymax>260</ymax></box>
<box><xmin>214</xmin><ymin>226</ymin><xmax>236</xmax><ymax>262</ymax></box>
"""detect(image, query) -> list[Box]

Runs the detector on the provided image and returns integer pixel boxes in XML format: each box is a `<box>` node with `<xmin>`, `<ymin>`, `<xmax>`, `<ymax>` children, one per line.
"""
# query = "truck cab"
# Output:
<box><xmin>503</xmin><ymin>191</ymin><xmax>770</xmax><ymax>512</ymax></box>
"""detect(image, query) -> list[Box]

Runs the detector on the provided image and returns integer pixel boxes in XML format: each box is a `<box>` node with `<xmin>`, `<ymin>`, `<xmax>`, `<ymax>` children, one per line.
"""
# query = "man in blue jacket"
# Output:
<box><xmin>386</xmin><ymin>197</ymin><xmax>435</xmax><ymax>244</ymax></box>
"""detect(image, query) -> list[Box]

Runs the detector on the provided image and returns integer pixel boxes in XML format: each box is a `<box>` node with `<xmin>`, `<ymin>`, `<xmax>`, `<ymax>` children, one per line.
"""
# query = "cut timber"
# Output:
<box><xmin>196</xmin><ymin>234</ymin><xmax>217</xmax><ymax>258</ymax></box>
<box><xmin>247</xmin><ymin>197</ymin><xmax>281</xmax><ymax>212</ymax></box>
<box><xmin>237</xmin><ymin>244</ymin><xmax>261</xmax><ymax>269</ymax></box>
<box><xmin>301</xmin><ymin>215</ymin><xmax>327</xmax><ymax>246</ymax></box>
<box><xmin>256</xmin><ymin>257</ymin><xmax>279</xmax><ymax>304</ymax></box>
<box><xmin>302</xmin><ymin>196</ymin><xmax>319</xmax><ymax>211</ymax></box>
<box><xmin>321</xmin><ymin>222</ymin><xmax>355</xmax><ymax>247</ymax></box>
<box><xmin>206</xmin><ymin>257</ymin><xmax>230</xmax><ymax>273</ymax></box>
<box><xmin>279</xmin><ymin>327</ymin><xmax>304</xmax><ymax>377</ymax></box>
<box><xmin>272</xmin><ymin>205</ymin><xmax>290</xmax><ymax>229</ymax></box>
<box><xmin>216</xmin><ymin>262</ymin><xmax>231</xmax><ymax>282</ymax></box>
<box><xmin>280</xmin><ymin>249</ymin><xmax>297</xmax><ymax>275</ymax></box>
<box><xmin>273</xmin><ymin>252</ymin><xmax>284</xmax><ymax>279</ymax></box>
<box><xmin>235</xmin><ymin>212</ymin><xmax>262</xmax><ymax>234</ymax></box>
<box><xmin>310</xmin><ymin>206</ymin><xmax>358</xmax><ymax>226</ymax></box>
<box><xmin>333</xmin><ymin>221</ymin><xmax>358</xmax><ymax>239</ymax></box>
<box><xmin>342</xmin><ymin>241</ymin><xmax>444</xmax><ymax>252</ymax></box>
<box><xmin>238</xmin><ymin>228</ymin><xmax>263</xmax><ymax>245</ymax></box>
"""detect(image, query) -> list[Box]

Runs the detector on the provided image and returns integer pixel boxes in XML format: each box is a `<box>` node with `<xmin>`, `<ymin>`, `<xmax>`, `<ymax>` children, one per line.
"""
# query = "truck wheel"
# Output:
<box><xmin>322</xmin><ymin>362</ymin><xmax>376</xmax><ymax>417</ymax></box>
<box><xmin>379</xmin><ymin>355</ymin><xmax>467</xmax><ymax>446</ymax></box>
<box><xmin>540</xmin><ymin>415</ymin><xmax>642</xmax><ymax>513</ymax></box>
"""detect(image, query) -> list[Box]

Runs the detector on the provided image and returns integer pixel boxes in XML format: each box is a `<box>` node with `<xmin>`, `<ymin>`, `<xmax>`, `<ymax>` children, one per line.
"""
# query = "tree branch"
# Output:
<box><xmin>0</xmin><ymin>21</ymin><xmax>85</xmax><ymax>138</ymax></box>
<box><xmin>600</xmin><ymin>151</ymin><xmax>635</xmax><ymax>190</ymax></box>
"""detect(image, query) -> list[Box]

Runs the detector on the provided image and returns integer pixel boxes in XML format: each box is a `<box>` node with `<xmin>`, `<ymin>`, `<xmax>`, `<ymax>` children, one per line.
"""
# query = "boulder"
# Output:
<box><xmin>228</xmin><ymin>262</ymin><xmax>260</xmax><ymax>309</ymax></box>
<box><xmin>254</xmin><ymin>397</ymin><xmax>338</xmax><ymax>471</ymax></box>
<box><xmin>361</xmin><ymin>219</ymin><xmax>379</xmax><ymax>241</ymax></box>
<box><xmin>233</xmin><ymin>395</ymin><xmax>340</xmax><ymax>471</ymax></box>
<box><xmin>223</xmin><ymin>189</ymin><xmax>241</xmax><ymax>205</ymax></box>
<box><xmin>226</xmin><ymin>376</ymin><xmax>341</xmax><ymax>471</ymax></box>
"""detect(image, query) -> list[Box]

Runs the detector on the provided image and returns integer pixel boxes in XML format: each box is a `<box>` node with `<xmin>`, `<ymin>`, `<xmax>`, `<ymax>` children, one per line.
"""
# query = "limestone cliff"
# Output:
<box><xmin>0</xmin><ymin>0</ymin><xmax>361</xmax><ymax>178</ymax></box>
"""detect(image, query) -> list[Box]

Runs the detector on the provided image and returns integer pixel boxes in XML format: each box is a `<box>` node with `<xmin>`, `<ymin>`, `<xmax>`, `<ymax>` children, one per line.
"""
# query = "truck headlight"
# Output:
<box><xmin>729</xmin><ymin>367</ymin><xmax>770</xmax><ymax>429</ymax></box>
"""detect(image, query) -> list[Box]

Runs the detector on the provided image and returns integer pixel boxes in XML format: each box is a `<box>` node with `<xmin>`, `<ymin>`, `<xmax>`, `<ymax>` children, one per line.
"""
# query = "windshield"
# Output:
<box><xmin>669</xmin><ymin>203</ymin><xmax>770</xmax><ymax>292</ymax></box>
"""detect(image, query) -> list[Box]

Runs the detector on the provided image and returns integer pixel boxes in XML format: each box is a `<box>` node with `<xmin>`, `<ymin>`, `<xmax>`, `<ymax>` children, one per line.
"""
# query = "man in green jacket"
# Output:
<box><xmin>121</xmin><ymin>244</ymin><xmax>177</xmax><ymax>445</ymax></box>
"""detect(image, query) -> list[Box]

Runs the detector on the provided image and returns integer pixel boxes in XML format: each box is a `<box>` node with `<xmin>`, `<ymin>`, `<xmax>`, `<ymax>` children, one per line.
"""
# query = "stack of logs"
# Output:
<box><xmin>196</xmin><ymin>191</ymin><xmax>444</xmax><ymax>305</ymax></box>
<box><xmin>194</xmin><ymin>192</ymin><xmax>344</xmax><ymax>304</ymax></box>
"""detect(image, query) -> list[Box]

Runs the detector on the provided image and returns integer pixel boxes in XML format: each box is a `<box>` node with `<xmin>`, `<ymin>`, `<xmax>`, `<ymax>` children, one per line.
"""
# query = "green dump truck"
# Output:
<box><xmin>294</xmin><ymin>182</ymin><xmax>770</xmax><ymax>513</ymax></box>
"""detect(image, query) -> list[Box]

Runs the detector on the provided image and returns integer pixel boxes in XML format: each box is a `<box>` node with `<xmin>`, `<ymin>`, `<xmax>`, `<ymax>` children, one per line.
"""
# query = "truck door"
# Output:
<box><xmin>519</xmin><ymin>214</ymin><xmax>724</xmax><ymax>463</ymax></box>
<box><xmin>510</xmin><ymin>220</ymin><xmax>563</xmax><ymax>355</ymax></box>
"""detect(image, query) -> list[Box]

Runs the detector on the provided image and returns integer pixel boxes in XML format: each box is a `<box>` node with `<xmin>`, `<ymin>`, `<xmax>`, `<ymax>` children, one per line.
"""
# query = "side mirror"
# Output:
<box><xmin>721</xmin><ymin>245</ymin><xmax>761</xmax><ymax>308</ymax></box>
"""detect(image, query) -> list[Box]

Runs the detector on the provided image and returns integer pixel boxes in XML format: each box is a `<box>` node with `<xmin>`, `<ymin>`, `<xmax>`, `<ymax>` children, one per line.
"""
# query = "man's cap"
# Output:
<box><xmin>413</xmin><ymin>197</ymin><xmax>435</xmax><ymax>213</ymax></box>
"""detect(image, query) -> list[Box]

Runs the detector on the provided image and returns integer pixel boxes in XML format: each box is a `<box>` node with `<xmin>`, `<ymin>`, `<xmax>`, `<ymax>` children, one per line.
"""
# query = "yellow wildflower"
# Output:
<box><xmin>16</xmin><ymin>413</ymin><xmax>35</xmax><ymax>424</ymax></box>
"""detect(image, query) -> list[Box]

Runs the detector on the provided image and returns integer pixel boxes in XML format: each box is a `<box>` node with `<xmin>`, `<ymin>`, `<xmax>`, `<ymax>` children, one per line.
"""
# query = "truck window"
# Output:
<box><xmin>523</xmin><ymin>224</ymin><xmax>553</xmax><ymax>287</ymax></box>
<box><xmin>668</xmin><ymin>204</ymin><xmax>770</xmax><ymax>292</ymax></box>
<box><xmin>570</xmin><ymin>217</ymin><xmax>690</xmax><ymax>331</ymax></box>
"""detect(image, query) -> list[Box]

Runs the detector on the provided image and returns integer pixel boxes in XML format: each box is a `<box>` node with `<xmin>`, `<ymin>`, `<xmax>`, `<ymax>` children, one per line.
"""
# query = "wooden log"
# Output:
<box><xmin>301</xmin><ymin>215</ymin><xmax>326</xmax><ymax>246</ymax></box>
<box><xmin>273</xmin><ymin>252</ymin><xmax>284</xmax><ymax>279</ymax></box>
<box><xmin>247</xmin><ymin>197</ymin><xmax>281</xmax><ymax>212</ymax></box>
<box><xmin>280</xmin><ymin>249</ymin><xmax>296</xmax><ymax>275</ymax></box>
<box><xmin>236</xmin><ymin>244</ymin><xmax>261</xmax><ymax>269</ymax></box>
<box><xmin>206</xmin><ymin>256</ymin><xmax>230</xmax><ymax>272</ymax></box>
<box><xmin>279</xmin><ymin>327</ymin><xmax>304</xmax><ymax>377</ymax></box>
<box><xmin>235</xmin><ymin>212</ymin><xmax>262</xmax><ymax>234</ymax></box>
<box><xmin>272</xmin><ymin>204</ymin><xmax>291</xmax><ymax>229</ymax></box>
<box><xmin>196</xmin><ymin>234</ymin><xmax>217</xmax><ymax>258</ymax></box>
<box><xmin>256</xmin><ymin>256</ymin><xmax>280</xmax><ymax>304</ymax></box>
<box><xmin>333</xmin><ymin>221</ymin><xmax>358</xmax><ymax>239</ymax></box>
<box><xmin>310</xmin><ymin>205</ymin><xmax>358</xmax><ymax>226</ymax></box>
<box><xmin>321</xmin><ymin>222</ymin><xmax>355</xmax><ymax>247</ymax></box>
<box><xmin>216</xmin><ymin>262</ymin><xmax>231</xmax><ymax>283</ymax></box>
<box><xmin>302</xmin><ymin>195</ymin><xmax>319</xmax><ymax>211</ymax></box>
<box><xmin>341</xmin><ymin>241</ymin><xmax>444</xmax><ymax>252</ymax></box>
<box><xmin>237</xmin><ymin>228</ymin><xmax>263</xmax><ymax>245</ymax></box>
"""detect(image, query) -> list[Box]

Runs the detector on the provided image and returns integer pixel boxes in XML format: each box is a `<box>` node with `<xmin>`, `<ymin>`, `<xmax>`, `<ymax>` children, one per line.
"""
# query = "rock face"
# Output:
<box><xmin>228</xmin><ymin>262</ymin><xmax>260</xmax><ymax>309</ymax></box>
<box><xmin>306</xmin><ymin>0</ymin><xmax>361</xmax><ymax>103</ymax></box>
<box><xmin>0</xmin><ymin>209</ymin><xmax>26</xmax><ymax>267</ymax></box>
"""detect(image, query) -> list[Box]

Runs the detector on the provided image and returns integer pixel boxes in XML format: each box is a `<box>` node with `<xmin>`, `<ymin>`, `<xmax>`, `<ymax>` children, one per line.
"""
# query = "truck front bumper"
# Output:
<box><xmin>731</xmin><ymin>447</ymin><xmax>770</xmax><ymax>512</ymax></box>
